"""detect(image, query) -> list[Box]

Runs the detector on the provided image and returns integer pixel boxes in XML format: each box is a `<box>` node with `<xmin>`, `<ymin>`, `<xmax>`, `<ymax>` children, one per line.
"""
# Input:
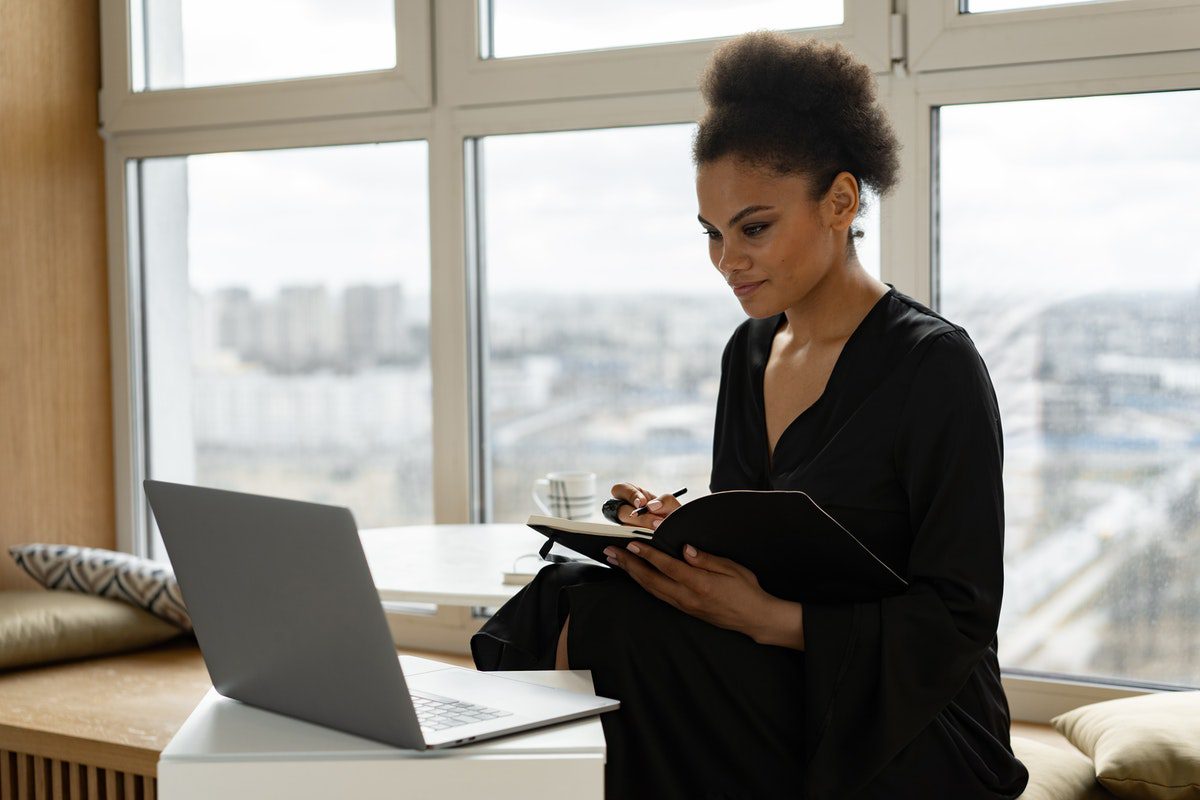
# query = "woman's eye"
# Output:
<box><xmin>702</xmin><ymin>229</ymin><xmax>721</xmax><ymax>241</ymax></box>
<box><xmin>744</xmin><ymin>223</ymin><xmax>768</xmax><ymax>237</ymax></box>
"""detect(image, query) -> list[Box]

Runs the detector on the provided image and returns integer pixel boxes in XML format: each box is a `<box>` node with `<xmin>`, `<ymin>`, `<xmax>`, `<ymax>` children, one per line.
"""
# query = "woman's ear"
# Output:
<box><xmin>823</xmin><ymin>171</ymin><xmax>860</xmax><ymax>232</ymax></box>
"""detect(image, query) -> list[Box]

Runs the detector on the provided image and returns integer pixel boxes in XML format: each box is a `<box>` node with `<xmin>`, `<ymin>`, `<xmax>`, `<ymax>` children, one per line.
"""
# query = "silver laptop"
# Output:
<box><xmin>144</xmin><ymin>479</ymin><xmax>618</xmax><ymax>750</ymax></box>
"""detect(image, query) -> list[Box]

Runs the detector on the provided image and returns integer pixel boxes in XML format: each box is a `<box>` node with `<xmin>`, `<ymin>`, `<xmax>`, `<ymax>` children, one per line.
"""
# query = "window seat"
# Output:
<box><xmin>0</xmin><ymin>640</ymin><xmax>1088</xmax><ymax>800</ymax></box>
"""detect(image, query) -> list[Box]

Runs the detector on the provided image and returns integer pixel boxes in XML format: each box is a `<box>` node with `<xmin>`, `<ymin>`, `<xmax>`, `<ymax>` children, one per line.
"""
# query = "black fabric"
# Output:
<box><xmin>471</xmin><ymin>285</ymin><xmax>1029</xmax><ymax>799</ymax></box>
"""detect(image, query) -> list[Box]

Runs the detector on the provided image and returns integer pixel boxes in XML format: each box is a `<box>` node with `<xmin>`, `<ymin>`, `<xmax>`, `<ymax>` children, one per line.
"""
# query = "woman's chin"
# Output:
<box><xmin>737</xmin><ymin>293</ymin><xmax>783</xmax><ymax>319</ymax></box>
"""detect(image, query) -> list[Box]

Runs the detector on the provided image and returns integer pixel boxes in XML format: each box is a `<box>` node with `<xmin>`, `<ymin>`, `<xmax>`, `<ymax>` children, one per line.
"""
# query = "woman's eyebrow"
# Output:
<box><xmin>697</xmin><ymin>204</ymin><xmax>775</xmax><ymax>228</ymax></box>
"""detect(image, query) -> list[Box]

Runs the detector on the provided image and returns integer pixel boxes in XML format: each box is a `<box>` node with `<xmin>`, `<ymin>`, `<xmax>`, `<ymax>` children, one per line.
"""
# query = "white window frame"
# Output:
<box><xmin>908</xmin><ymin>0</ymin><xmax>1200</xmax><ymax>73</ymax></box>
<box><xmin>436</xmin><ymin>0</ymin><xmax>893</xmax><ymax>107</ymax></box>
<box><xmin>99</xmin><ymin>0</ymin><xmax>431</xmax><ymax>133</ymax></box>
<box><xmin>100</xmin><ymin>0</ymin><xmax>1200</xmax><ymax>722</ymax></box>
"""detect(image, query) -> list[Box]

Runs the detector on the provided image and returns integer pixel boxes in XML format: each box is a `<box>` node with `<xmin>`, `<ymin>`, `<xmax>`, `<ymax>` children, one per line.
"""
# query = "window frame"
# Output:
<box><xmin>99</xmin><ymin>0</ymin><xmax>432</xmax><ymax>133</ymax></box>
<box><xmin>99</xmin><ymin>0</ymin><xmax>1200</xmax><ymax>721</ymax></box>
<box><xmin>435</xmin><ymin>0</ymin><xmax>893</xmax><ymax>107</ymax></box>
<box><xmin>906</xmin><ymin>50</ymin><xmax>1200</xmax><ymax>709</ymax></box>
<box><xmin>908</xmin><ymin>0</ymin><xmax>1200</xmax><ymax>73</ymax></box>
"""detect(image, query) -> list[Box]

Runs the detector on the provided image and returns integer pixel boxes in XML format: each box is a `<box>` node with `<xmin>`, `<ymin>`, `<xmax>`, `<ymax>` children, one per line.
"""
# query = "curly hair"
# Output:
<box><xmin>693</xmin><ymin>32</ymin><xmax>901</xmax><ymax>246</ymax></box>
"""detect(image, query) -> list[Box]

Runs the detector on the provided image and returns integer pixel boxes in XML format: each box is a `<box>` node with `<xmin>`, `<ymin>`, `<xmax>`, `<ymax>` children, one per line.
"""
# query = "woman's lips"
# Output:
<box><xmin>732</xmin><ymin>281</ymin><xmax>765</xmax><ymax>298</ymax></box>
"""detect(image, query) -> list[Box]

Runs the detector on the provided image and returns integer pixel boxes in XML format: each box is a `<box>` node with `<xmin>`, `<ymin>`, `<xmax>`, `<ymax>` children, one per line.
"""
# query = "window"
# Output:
<box><xmin>476</xmin><ymin>125</ymin><xmax>737</xmax><ymax>521</ymax></box>
<box><xmin>484</xmin><ymin>1</ymin><xmax>843</xmax><ymax>59</ymax></box>
<box><xmin>964</xmin><ymin>0</ymin><xmax>1115</xmax><ymax>11</ymax></box>
<box><xmin>135</xmin><ymin>142</ymin><xmax>431</xmax><ymax>559</ymax></box>
<box><xmin>132</xmin><ymin>0</ymin><xmax>397</xmax><ymax>90</ymax></box>
<box><xmin>101</xmin><ymin>0</ymin><xmax>1200</xmax><ymax>707</ymax></box>
<box><xmin>907</xmin><ymin>0</ymin><xmax>1200</xmax><ymax>71</ymax></box>
<box><xmin>475</xmin><ymin>124</ymin><xmax>880</xmax><ymax>522</ymax></box>
<box><xmin>938</xmin><ymin>89</ymin><xmax>1200</xmax><ymax>686</ymax></box>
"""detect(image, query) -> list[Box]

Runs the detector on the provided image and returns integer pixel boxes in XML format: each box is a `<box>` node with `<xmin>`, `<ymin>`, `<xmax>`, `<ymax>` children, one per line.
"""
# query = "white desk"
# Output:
<box><xmin>158</xmin><ymin>656</ymin><xmax>607</xmax><ymax>800</ymax></box>
<box><xmin>360</xmin><ymin>524</ymin><xmax>552</xmax><ymax>608</ymax></box>
<box><xmin>359</xmin><ymin>524</ymin><xmax>593</xmax><ymax>654</ymax></box>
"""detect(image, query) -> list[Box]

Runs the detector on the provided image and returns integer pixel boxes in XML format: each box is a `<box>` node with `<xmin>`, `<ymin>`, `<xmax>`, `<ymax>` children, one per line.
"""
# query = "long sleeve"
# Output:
<box><xmin>801</xmin><ymin>328</ymin><xmax>1022</xmax><ymax>798</ymax></box>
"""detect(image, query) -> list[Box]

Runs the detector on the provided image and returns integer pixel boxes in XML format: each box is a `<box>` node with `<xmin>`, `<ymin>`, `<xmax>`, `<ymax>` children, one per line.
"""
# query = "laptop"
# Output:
<box><xmin>144</xmin><ymin>479</ymin><xmax>619</xmax><ymax>750</ymax></box>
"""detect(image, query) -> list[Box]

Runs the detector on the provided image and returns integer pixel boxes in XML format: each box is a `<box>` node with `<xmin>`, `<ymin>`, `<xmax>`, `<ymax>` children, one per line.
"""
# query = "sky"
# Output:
<box><xmin>940</xmin><ymin>90</ymin><xmax>1200</xmax><ymax>298</ymax></box>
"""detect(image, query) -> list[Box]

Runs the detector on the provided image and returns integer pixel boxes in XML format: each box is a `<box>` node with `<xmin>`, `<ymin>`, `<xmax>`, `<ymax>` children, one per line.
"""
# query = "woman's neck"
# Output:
<box><xmin>780</xmin><ymin>260</ymin><xmax>890</xmax><ymax>348</ymax></box>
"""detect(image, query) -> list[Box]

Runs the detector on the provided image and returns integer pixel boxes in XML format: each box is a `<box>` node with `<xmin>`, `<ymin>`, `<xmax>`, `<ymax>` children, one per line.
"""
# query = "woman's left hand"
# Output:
<box><xmin>603</xmin><ymin>541</ymin><xmax>773</xmax><ymax>641</ymax></box>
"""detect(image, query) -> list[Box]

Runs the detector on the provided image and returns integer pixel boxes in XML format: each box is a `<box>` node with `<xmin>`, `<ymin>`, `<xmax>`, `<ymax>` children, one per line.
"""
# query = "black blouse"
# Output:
<box><xmin>711</xmin><ymin>285</ymin><xmax>1027</xmax><ymax>797</ymax></box>
<box><xmin>472</xmin><ymin>284</ymin><xmax>1029</xmax><ymax>798</ymax></box>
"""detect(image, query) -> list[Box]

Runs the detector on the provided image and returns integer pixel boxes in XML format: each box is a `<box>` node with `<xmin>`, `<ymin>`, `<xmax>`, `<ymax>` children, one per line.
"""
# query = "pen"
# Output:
<box><xmin>632</xmin><ymin>487</ymin><xmax>688</xmax><ymax>516</ymax></box>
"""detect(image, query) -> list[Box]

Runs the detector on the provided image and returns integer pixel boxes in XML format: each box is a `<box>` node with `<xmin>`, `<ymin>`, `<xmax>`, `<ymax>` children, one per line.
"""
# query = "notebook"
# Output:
<box><xmin>528</xmin><ymin>490</ymin><xmax>907</xmax><ymax>603</ymax></box>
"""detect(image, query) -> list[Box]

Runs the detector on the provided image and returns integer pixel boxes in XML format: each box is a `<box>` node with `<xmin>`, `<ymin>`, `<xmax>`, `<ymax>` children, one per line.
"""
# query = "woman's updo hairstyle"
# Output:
<box><xmin>693</xmin><ymin>31</ymin><xmax>901</xmax><ymax>248</ymax></box>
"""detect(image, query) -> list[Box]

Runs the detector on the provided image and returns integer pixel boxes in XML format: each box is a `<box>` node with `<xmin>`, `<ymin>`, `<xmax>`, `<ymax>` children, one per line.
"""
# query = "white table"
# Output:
<box><xmin>158</xmin><ymin>656</ymin><xmax>607</xmax><ymax>800</ymax></box>
<box><xmin>359</xmin><ymin>524</ymin><xmax>591</xmax><ymax>654</ymax></box>
<box><xmin>360</xmin><ymin>523</ymin><xmax>554</xmax><ymax>608</ymax></box>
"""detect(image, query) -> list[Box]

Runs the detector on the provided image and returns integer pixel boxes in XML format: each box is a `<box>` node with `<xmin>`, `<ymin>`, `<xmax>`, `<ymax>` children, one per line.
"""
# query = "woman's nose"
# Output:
<box><xmin>717</xmin><ymin>242</ymin><xmax>750</xmax><ymax>277</ymax></box>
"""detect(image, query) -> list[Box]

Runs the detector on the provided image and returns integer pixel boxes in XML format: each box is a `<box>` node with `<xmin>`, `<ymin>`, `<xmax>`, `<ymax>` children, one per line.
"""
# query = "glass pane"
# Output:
<box><xmin>938</xmin><ymin>90</ymin><xmax>1200</xmax><ymax>687</ymax></box>
<box><xmin>966</xmin><ymin>0</ymin><xmax>1121</xmax><ymax>12</ymax></box>
<box><xmin>486</xmin><ymin>0</ymin><xmax>842</xmax><ymax>59</ymax></box>
<box><xmin>480</xmin><ymin>124</ymin><xmax>880</xmax><ymax>523</ymax></box>
<box><xmin>134</xmin><ymin>0</ymin><xmax>396</xmax><ymax>91</ymax></box>
<box><xmin>138</xmin><ymin>142</ymin><xmax>431</xmax><ymax>561</ymax></box>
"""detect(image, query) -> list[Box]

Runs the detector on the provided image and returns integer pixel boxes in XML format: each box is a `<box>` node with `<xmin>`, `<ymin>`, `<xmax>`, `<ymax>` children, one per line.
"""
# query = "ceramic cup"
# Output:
<box><xmin>531</xmin><ymin>471</ymin><xmax>597</xmax><ymax>520</ymax></box>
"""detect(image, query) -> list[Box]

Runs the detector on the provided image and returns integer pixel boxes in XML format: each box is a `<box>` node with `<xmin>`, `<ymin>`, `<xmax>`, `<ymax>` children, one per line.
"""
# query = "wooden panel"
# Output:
<box><xmin>15</xmin><ymin>756</ymin><xmax>28</xmax><ymax>800</ymax></box>
<box><xmin>32</xmin><ymin>756</ymin><xmax>46</xmax><ymax>800</ymax></box>
<box><xmin>1</xmin><ymin>750</ymin><xmax>13</xmax><ymax>800</ymax></box>
<box><xmin>0</xmin><ymin>0</ymin><xmax>114</xmax><ymax>591</ymax></box>
<box><xmin>85</xmin><ymin>766</ymin><xmax>98</xmax><ymax>800</ymax></box>
<box><xmin>0</xmin><ymin>643</ymin><xmax>208</xmax><ymax>778</ymax></box>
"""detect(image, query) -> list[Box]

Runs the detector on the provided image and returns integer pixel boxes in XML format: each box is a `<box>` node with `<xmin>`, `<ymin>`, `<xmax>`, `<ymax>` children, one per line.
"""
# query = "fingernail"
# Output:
<box><xmin>627</xmin><ymin>543</ymin><xmax>640</xmax><ymax>554</ymax></box>
<box><xmin>685</xmin><ymin>545</ymin><xmax>697</xmax><ymax>558</ymax></box>
<box><xmin>606</xmin><ymin>556</ymin><xmax>619</xmax><ymax>567</ymax></box>
<box><xmin>652</xmin><ymin>518</ymin><xmax>663</xmax><ymax>529</ymax></box>
<box><xmin>603</xmin><ymin>547</ymin><xmax>615</xmax><ymax>558</ymax></box>
<box><xmin>647</xmin><ymin>499</ymin><xmax>662</xmax><ymax>511</ymax></box>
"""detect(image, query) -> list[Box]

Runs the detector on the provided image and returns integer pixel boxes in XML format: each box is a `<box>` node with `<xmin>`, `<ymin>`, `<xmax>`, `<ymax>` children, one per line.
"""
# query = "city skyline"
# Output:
<box><xmin>173</xmin><ymin>279</ymin><xmax>1200</xmax><ymax>687</ymax></box>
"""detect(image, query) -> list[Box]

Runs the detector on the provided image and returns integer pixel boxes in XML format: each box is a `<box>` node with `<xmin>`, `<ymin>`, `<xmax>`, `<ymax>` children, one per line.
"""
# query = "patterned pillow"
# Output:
<box><xmin>9</xmin><ymin>544</ymin><xmax>192</xmax><ymax>631</ymax></box>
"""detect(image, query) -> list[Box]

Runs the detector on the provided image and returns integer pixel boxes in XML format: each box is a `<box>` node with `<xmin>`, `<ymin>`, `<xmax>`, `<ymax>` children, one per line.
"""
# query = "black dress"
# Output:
<box><xmin>471</xmin><ymin>286</ymin><xmax>1030</xmax><ymax>800</ymax></box>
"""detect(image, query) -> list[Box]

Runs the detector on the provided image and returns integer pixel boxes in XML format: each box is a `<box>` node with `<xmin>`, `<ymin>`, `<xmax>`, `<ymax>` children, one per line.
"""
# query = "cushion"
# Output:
<box><xmin>1013</xmin><ymin>735</ymin><xmax>1113</xmax><ymax>800</ymax></box>
<box><xmin>9</xmin><ymin>544</ymin><xmax>191</xmax><ymax>630</ymax></box>
<box><xmin>1053</xmin><ymin>691</ymin><xmax>1200</xmax><ymax>800</ymax></box>
<box><xmin>0</xmin><ymin>590</ymin><xmax>182</xmax><ymax>670</ymax></box>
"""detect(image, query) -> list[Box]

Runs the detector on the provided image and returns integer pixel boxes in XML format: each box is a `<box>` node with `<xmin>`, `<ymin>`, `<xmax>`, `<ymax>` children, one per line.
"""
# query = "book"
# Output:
<box><xmin>526</xmin><ymin>490</ymin><xmax>907</xmax><ymax>604</ymax></box>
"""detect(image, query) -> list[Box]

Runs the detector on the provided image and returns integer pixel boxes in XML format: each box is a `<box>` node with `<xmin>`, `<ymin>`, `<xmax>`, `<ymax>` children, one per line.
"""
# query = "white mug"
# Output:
<box><xmin>532</xmin><ymin>471</ymin><xmax>597</xmax><ymax>520</ymax></box>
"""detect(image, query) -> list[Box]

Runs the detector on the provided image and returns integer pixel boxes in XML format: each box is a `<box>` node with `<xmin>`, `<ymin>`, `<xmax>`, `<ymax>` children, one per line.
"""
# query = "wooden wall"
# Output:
<box><xmin>0</xmin><ymin>0</ymin><xmax>114</xmax><ymax>589</ymax></box>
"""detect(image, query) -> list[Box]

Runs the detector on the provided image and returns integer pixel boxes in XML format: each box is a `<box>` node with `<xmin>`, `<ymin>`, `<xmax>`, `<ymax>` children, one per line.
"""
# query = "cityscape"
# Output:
<box><xmin>180</xmin><ymin>281</ymin><xmax>1200</xmax><ymax>687</ymax></box>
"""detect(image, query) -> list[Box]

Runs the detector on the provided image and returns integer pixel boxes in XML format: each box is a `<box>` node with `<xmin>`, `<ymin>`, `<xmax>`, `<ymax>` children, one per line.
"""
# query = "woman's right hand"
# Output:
<box><xmin>610</xmin><ymin>482</ymin><xmax>683</xmax><ymax>529</ymax></box>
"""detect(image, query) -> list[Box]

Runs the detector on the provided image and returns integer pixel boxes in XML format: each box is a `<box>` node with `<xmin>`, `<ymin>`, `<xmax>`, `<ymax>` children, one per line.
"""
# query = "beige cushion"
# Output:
<box><xmin>1014</xmin><ymin>735</ymin><xmax>1112</xmax><ymax>800</ymax></box>
<box><xmin>1053</xmin><ymin>692</ymin><xmax>1200</xmax><ymax>800</ymax></box>
<box><xmin>0</xmin><ymin>590</ymin><xmax>182</xmax><ymax>670</ymax></box>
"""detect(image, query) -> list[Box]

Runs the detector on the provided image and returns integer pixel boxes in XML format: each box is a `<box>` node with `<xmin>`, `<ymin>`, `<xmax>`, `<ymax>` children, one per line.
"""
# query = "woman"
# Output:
<box><xmin>472</xmin><ymin>31</ymin><xmax>1029</xmax><ymax>799</ymax></box>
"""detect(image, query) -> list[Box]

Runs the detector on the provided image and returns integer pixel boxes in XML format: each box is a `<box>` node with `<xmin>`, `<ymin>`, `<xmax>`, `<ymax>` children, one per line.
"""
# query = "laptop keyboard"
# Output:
<box><xmin>411</xmin><ymin>689</ymin><xmax>513</xmax><ymax>732</ymax></box>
